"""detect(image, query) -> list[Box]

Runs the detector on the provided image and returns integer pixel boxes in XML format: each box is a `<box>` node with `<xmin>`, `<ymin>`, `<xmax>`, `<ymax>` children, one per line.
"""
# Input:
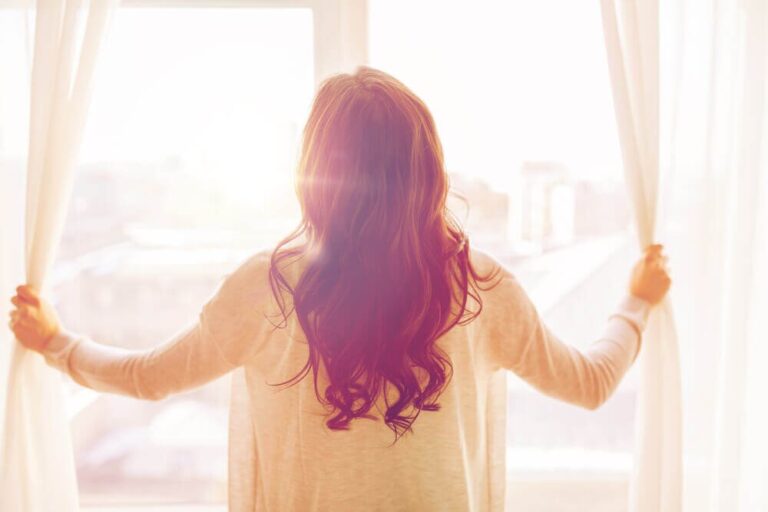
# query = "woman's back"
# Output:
<box><xmin>218</xmin><ymin>246</ymin><xmax>645</xmax><ymax>511</ymax></box>
<box><xmin>31</xmin><ymin>240</ymin><xmax>649</xmax><ymax>511</ymax></box>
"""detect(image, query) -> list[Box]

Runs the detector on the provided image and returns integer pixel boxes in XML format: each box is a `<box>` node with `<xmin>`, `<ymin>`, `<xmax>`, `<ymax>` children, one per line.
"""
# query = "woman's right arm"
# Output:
<box><xmin>38</xmin><ymin>320</ymin><xmax>240</xmax><ymax>401</ymax></box>
<box><xmin>486</xmin><ymin>244</ymin><xmax>670</xmax><ymax>409</ymax></box>
<box><xmin>10</xmin><ymin>251</ymin><xmax>275</xmax><ymax>401</ymax></box>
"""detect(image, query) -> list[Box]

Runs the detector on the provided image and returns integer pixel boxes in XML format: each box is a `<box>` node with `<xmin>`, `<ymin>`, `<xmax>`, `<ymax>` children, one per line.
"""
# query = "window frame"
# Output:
<box><xmin>0</xmin><ymin>0</ymin><xmax>369</xmax><ymax>88</ymax></box>
<box><xmin>119</xmin><ymin>0</ymin><xmax>368</xmax><ymax>88</ymax></box>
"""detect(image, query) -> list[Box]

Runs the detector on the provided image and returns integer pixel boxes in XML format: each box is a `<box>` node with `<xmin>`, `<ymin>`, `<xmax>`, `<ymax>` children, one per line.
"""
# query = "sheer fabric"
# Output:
<box><xmin>664</xmin><ymin>1</ymin><xmax>768</xmax><ymax>509</ymax></box>
<box><xmin>601</xmin><ymin>0</ymin><xmax>768</xmax><ymax>510</ymax></box>
<box><xmin>0</xmin><ymin>1</ymin><xmax>118</xmax><ymax>510</ymax></box>
<box><xmin>600</xmin><ymin>2</ymin><xmax>683</xmax><ymax>509</ymax></box>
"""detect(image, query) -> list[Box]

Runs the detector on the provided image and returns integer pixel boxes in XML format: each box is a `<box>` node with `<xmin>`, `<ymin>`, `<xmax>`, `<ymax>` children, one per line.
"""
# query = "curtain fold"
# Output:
<box><xmin>667</xmin><ymin>2</ymin><xmax>768</xmax><ymax>509</ymax></box>
<box><xmin>602</xmin><ymin>1</ymin><xmax>768</xmax><ymax>511</ymax></box>
<box><xmin>599</xmin><ymin>1</ymin><xmax>684</xmax><ymax>511</ymax></box>
<box><xmin>708</xmin><ymin>1</ymin><xmax>768</xmax><ymax>508</ymax></box>
<box><xmin>0</xmin><ymin>1</ymin><xmax>117</xmax><ymax>510</ymax></box>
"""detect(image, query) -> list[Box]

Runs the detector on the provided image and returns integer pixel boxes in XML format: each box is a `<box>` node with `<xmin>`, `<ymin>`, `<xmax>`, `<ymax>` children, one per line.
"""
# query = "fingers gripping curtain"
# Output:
<box><xmin>599</xmin><ymin>1</ymin><xmax>683</xmax><ymax>511</ymax></box>
<box><xmin>0</xmin><ymin>1</ymin><xmax>117</xmax><ymax>510</ymax></box>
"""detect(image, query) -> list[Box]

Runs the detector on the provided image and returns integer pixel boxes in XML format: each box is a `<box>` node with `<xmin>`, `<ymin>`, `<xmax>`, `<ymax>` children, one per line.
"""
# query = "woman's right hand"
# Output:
<box><xmin>629</xmin><ymin>244</ymin><xmax>672</xmax><ymax>305</ymax></box>
<box><xmin>9</xmin><ymin>285</ymin><xmax>61</xmax><ymax>352</ymax></box>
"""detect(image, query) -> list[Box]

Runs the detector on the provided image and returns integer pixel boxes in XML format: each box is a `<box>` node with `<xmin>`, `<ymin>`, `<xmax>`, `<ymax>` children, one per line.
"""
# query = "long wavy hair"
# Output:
<box><xmin>268</xmin><ymin>66</ymin><xmax>500</xmax><ymax>440</ymax></box>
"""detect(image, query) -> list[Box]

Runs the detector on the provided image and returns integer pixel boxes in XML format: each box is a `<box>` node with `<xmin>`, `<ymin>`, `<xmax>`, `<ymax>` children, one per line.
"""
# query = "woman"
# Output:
<box><xmin>9</xmin><ymin>67</ymin><xmax>670</xmax><ymax>511</ymax></box>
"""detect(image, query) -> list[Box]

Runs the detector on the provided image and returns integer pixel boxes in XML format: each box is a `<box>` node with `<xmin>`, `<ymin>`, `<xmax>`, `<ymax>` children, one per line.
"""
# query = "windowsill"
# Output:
<box><xmin>82</xmin><ymin>506</ymin><xmax>225</xmax><ymax>512</ymax></box>
<box><xmin>81</xmin><ymin>472</ymin><xmax>629</xmax><ymax>512</ymax></box>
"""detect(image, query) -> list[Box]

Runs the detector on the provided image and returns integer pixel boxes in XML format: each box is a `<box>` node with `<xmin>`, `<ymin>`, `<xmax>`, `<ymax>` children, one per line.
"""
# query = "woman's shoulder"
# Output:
<box><xmin>215</xmin><ymin>246</ymin><xmax>307</xmax><ymax>312</ymax></box>
<box><xmin>468</xmin><ymin>246</ymin><xmax>514</xmax><ymax>281</ymax></box>
<box><xmin>209</xmin><ymin>248</ymin><xmax>274</xmax><ymax>307</ymax></box>
<box><xmin>467</xmin><ymin>246</ymin><xmax>532</xmax><ymax>312</ymax></box>
<box><xmin>232</xmin><ymin>248</ymin><xmax>273</xmax><ymax>278</ymax></box>
<box><xmin>221</xmin><ymin>245</ymin><xmax>519</xmax><ymax>298</ymax></box>
<box><xmin>222</xmin><ymin>248</ymin><xmax>271</xmax><ymax>281</ymax></box>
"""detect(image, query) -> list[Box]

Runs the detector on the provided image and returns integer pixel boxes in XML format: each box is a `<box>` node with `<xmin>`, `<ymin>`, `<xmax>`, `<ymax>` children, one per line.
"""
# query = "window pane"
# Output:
<box><xmin>370</xmin><ymin>1</ymin><xmax>633</xmax><ymax>510</ymax></box>
<box><xmin>52</xmin><ymin>7</ymin><xmax>314</xmax><ymax>505</ymax></box>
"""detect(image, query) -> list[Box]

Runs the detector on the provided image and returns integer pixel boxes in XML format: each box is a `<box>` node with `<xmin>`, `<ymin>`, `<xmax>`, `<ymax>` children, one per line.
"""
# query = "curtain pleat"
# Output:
<box><xmin>599</xmin><ymin>1</ymin><xmax>684</xmax><ymax>511</ymax></box>
<box><xmin>711</xmin><ymin>1</ymin><xmax>768</xmax><ymax>509</ymax></box>
<box><xmin>0</xmin><ymin>1</ymin><xmax>117</xmax><ymax>510</ymax></box>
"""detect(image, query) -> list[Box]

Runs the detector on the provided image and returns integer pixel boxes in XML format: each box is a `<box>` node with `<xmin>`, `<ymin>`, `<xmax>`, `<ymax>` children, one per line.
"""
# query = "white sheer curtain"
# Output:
<box><xmin>600</xmin><ymin>1</ymin><xmax>683</xmax><ymax>510</ymax></box>
<box><xmin>666</xmin><ymin>0</ymin><xmax>768</xmax><ymax>510</ymax></box>
<box><xmin>602</xmin><ymin>0</ymin><xmax>768</xmax><ymax>511</ymax></box>
<box><xmin>0</xmin><ymin>1</ymin><xmax>118</xmax><ymax>510</ymax></box>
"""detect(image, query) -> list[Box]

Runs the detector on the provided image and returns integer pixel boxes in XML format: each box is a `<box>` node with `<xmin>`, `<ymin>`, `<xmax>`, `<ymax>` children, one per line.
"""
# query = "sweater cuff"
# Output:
<box><xmin>610</xmin><ymin>294</ymin><xmax>652</xmax><ymax>334</ymax></box>
<box><xmin>609</xmin><ymin>294</ymin><xmax>652</xmax><ymax>361</ymax></box>
<box><xmin>41</xmin><ymin>328</ymin><xmax>82</xmax><ymax>374</ymax></box>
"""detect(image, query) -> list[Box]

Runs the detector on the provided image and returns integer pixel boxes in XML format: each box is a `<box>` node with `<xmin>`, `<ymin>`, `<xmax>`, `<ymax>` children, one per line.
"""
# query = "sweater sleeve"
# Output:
<box><xmin>486</xmin><ymin>271</ymin><xmax>651</xmax><ymax>410</ymax></box>
<box><xmin>39</xmin><ymin>251</ymin><xmax>274</xmax><ymax>401</ymax></box>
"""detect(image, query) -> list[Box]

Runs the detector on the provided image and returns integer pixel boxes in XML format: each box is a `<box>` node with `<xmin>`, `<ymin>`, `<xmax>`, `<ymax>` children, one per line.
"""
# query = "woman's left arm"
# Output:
<box><xmin>9</xmin><ymin>252</ymin><xmax>274</xmax><ymax>400</ymax></box>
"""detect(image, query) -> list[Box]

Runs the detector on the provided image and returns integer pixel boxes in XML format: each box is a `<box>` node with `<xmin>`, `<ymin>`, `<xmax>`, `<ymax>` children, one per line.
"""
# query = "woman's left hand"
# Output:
<box><xmin>8</xmin><ymin>285</ymin><xmax>61</xmax><ymax>352</ymax></box>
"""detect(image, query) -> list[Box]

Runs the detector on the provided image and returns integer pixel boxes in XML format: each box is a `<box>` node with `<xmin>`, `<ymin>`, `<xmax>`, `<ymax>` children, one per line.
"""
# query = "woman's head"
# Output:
<box><xmin>296</xmin><ymin>66</ymin><xmax>448</xmax><ymax>250</ymax></box>
<box><xmin>269</xmin><ymin>66</ymin><xmax>499</xmax><ymax>439</ymax></box>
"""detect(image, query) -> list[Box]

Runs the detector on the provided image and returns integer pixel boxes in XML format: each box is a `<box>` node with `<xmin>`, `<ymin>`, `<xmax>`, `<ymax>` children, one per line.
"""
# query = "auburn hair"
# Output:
<box><xmin>268</xmin><ymin>66</ymin><xmax>500</xmax><ymax>440</ymax></box>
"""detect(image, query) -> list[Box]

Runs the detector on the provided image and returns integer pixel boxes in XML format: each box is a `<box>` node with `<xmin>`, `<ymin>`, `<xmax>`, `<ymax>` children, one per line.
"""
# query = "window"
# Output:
<box><xmin>2</xmin><ymin>1</ymin><xmax>637</xmax><ymax>509</ymax></box>
<box><xmin>55</xmin><ymin>5</ymin><xmax>314</xmax><ymax>507</ymax></box>
<box><xmin>2</xmin><ymin>1</ymin><xmax>365</xmax><ymax>508</ymax></box>
<box><xmin>369</xmin><ymin>1</ymin><xmax>634</xmax><ymax>510</ymax></box>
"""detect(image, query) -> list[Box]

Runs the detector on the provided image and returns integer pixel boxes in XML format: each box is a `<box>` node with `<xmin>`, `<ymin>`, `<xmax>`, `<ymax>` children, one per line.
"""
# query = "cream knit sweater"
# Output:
<box><xmin>42</xmin><ymin>248</ymin><xmax>651</xmax><ymax>511</ymax></box>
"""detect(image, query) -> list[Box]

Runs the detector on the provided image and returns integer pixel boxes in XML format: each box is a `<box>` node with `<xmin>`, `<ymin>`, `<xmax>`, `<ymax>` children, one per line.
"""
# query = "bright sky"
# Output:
<box><xmin>82</xmin><ymin>9</ymin><xmax>314</xmax><ymax>163</ymax></box>
<box><xmin>369</xmin><ymin>0</ymin><xmax>623</xmax><ymax>189</ymax></box>
<box><xmin>2</xmin><ymin>2</ymin><xmax>622</xmax><ymax>194</ymax></box>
